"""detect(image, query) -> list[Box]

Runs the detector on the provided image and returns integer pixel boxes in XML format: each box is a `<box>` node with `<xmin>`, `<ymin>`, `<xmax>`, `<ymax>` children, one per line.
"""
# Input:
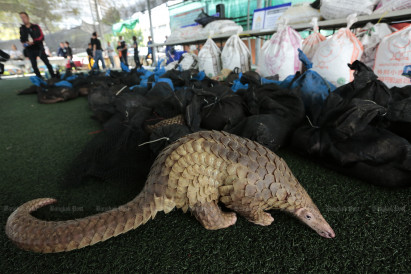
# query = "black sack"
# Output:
<box><xmin>0</xmin><ymin>49</ymin><xmax>10</xmax><ymax>62</ymax></box>
<box><xmin>291</xmin><ymin>61</ymin><xmax>411</xmax><ymax>187</ymax></box>
<box><xmin>386</xmin><ymin>86</ymin><xmax>411</xmax><ymax>142</ymax></box>
<box><xmin>148</xmin><ymin>124</ymin><xmax>192</xmax><ymax>156</ymax></box>
<box><xmin>200</xmin><ymin>87</ymin><xmax>246</xmax><ymax>130</ymax></box>
<box><xmin>229</xmin><ymin>84</ymin><xmax>305</xmax><ymax>151</ymax></box>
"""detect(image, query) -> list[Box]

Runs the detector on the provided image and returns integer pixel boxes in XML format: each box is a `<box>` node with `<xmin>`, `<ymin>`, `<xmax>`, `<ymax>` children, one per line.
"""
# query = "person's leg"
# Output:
<box><xmin>27</xmin><ymin>49</ymin><xmax>41</xmax><ymax>78</ymax></box>
<box><xmin>39</xmin><ymin>49</ymin><xmax>55</xmax><ymax>77</ymax></box>
<box><xmin>123</xmin><ymin>51</ymin><xmax>128</xmax><ymax>66</ymax></box>
<box><xmin>99</xmin><ymin>51</ymin><xmax>106</xmax><ymax>69</ymax></box>
<box><xmin>97</xmin><ymin>51</ymin><xmax>102</xmax><ymax>70</ymax></box>
<box><xmin>92</xmin><ymin>51</ymin><xmax>100</xmax><ymax>70</ymax></box>
<box><xmin>134</xmin><ymin>54</ymin><xmax>140</xmax><ymax>68</ymax></box>
<box><xmin>109</xmin><ymin>56</ymin><xmax>114</xmax><ymax>68</ymax></box>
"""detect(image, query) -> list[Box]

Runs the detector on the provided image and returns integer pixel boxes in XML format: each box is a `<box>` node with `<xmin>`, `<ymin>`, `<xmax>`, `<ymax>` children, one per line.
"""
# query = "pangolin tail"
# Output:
<box><xmin>5</xmin><ymin>191</ymin><xmax>167</xmax><ymax>253</ymax></box>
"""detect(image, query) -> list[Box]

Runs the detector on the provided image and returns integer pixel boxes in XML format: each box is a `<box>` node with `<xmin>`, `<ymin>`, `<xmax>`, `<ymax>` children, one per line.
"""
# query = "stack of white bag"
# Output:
<box><xmin>198</xmin><ymin>38</ymin><xmax>221</xmax><ymax>77</ymax></box>
<box><xmin>302</xmin><ymin>18</ymin><xmax>326</xmax><ymax>60</ymax></box>
<box><xmin>221</xmin><ymin>34</ymin><xmax>251</xmax><ymax>72</ymax></box>
<box><xmin>202</xmin><ymin>20</ymin><xmax>243</xmax><ymax>38</ymax></box>
<box><xmin>320</xmin><ymin>0</ymin><xmax>379</xmax><ymax>19</ymax></box>
<box><xmin>278</xmin><ymin>3</ymin><xmax>322</xmax><ymax>25</ymax></box>
<box><xmin>373</xmin><ymin>0</ymin><xmax>411</xmax><ymax>13</ymax></box>
<box><xmin>312</xmin><ymin>14</ymin><xmax>363</xmax><ymax>86</ymax></box>
<box><xmin>374</xmin><ymin>24</ymin><xmax>411</xmax><ymax>88</ymax></box>
<box><xmin>166</xmin><ymin>25</ymin><xmax>204</xmax><ymax>43</ymax></box>
<box><xmin>258</xmin><ymin>23</ymin><xmax>302</xmax><ymax>80</ymax></box>
<box><xmin>359</xmin><ymin>23</ymin><xmax>393</xmax><ymax>68</ymax></box>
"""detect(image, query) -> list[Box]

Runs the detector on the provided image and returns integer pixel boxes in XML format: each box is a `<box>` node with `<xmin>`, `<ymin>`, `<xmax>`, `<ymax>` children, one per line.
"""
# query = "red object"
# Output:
<box><xmin>65</xmin><ymin>60</ymin><xmax>82</xmax><ymax>68</ymax></box>
<box><xmin>391</xmin><ymin>23</ymin><xmax>411</xmax><ymax>31</ymax></box>
<box><xmin>32</xmin><ymin>24</ymin><xmax>44</xmax><ymax>42</ymax></box>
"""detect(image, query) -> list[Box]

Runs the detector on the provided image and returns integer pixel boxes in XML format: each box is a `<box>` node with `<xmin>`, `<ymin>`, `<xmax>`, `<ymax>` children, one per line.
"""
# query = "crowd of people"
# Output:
<box><xmin>2</xmin><ymin>11</ymin><xmax>171</xmax><ymax>79</ymax></box>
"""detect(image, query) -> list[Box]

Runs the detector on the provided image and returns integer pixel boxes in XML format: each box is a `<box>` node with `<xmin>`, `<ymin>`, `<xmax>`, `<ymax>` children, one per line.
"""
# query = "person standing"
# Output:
<box><xmin>19</xmin><ymin>11</ymin><xmax>55</xmax><ymax>78</ymax></box>
<box><xmin>57</xmin><ymin>42</ymin><xmax>67</xmax><ymax>57</ymax></box>
<box><xmin>164</xmin><ymin>36</ymin><xmax>175</xmax><ymax>62</ymax></box>
<box><xmin>65</xmin><ymin>41</ymin><xmax>76</xmax><ymax>71</ymax></box>
<box><xmin>106</xmin><ymin>41</ymin><xmax>115</xmax><ymax>68</ymax></box>
<box><xmin>118</xmin><ymin>36</ymin><xmax>128</xmax><ymax>66</ymax></box>
<box><xmin>10</xmin><ymin>44</ymin><xmax>24</xmax><ymax>60</ymax></box>
<box><xmin>91</xmin><ymin>32</ymin><xmax>106</xmax><ymax>71</ymax></box>
<box><xmin>132</xmin><ymin>36</ymin><xmax>141</xmax><ymax>68</ymax></box>
<box><xmin>146</xmin><ymin>36</ymin><xmax>153</xmax><ymax>62</ymax></box>
<box><xmin>86</xmin><ymin>43</ymin><xmax>93</xmax><ymax>70</ymax></box>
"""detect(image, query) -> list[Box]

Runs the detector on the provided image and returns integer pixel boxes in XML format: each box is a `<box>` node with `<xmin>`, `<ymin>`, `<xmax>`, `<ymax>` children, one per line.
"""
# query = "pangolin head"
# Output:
<box><xmin>293</xmin><ymin>205</ymin><xmax>335</xmax><ymax>239</ymax></box>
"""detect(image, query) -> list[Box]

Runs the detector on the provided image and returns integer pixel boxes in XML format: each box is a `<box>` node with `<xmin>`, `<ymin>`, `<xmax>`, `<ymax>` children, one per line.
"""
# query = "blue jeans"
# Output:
<box><xmin>92</xmin><ymin>49</ymin><xmax>106</xmax><ymax>70</ymax></box>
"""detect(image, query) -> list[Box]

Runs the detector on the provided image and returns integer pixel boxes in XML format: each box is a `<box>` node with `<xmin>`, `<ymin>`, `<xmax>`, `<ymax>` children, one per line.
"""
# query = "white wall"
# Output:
<box><xmin>131</xmin><ymin>3</ymin><xmax>171</xmax><ymax>45</ymax></box>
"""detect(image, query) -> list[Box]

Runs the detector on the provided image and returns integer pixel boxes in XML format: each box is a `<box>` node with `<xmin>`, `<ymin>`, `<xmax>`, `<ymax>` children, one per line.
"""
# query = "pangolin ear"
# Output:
<box><xmin>294</xmin><ymin>208</ymin><xmax>306</xmax><ymax>216</ymax></box>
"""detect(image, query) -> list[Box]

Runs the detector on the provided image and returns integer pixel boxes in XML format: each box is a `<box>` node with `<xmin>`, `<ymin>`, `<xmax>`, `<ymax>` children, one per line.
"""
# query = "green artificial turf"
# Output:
<box><xmin>0</xmin><ymin>77</ymin><xmax>410</xmax><ymax>273</ymax></box>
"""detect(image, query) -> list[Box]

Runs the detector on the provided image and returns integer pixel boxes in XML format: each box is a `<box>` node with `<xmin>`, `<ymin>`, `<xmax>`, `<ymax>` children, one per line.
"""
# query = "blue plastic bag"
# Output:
<box><xmin>65</xmin><ymin>75</ymin><xmax>78</xmax><ymax>81</ymax></box>
<box><xmin>403</xmin><ymin>65</ymin><xmax>411</xmax><ymax>81</ymax></box>
<box><xmin>30</xmin><ymin>76</ymin><xmax>47</xmax><ymax>87</ymax></box>
<box><xmin>290</xmin><ymin>49</ymin><xmax>336</xmax><ymax>110</ymax></box>
<box><xmin>120</xmin><ymin>62</ymin><xmax>130</xmax><ymax>72</ymax></box>
<box><xmin>231</xmin><ymin>73</ymin><xmax>249</xmax><ymax>92</ymax></box>
<box><xmin>193</xmin><ymin>71</ymin><xmax>206</xmax><ymax>81</ymax></box>
<box><xmin>167</xmin><ymin>51</ymin><xmax>186</xmax><ymax>64</ymax></box>
<box><xmin>54</xmin><ymin>81</ymin><xmax>73</xmax><ymax>88</ymax></box>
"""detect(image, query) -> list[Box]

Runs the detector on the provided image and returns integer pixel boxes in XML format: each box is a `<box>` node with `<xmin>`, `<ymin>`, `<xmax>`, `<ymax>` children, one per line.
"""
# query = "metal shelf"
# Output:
<box><xmin>149</xmin><ymin>8</ymin><xmax>411</xmax><ymax>47</ymax></box>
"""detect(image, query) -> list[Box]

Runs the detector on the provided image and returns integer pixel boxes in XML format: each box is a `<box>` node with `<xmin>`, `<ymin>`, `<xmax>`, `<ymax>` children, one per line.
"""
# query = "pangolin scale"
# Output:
<box><xmin>6</xmin><ymin>131</ymin><xmax>335</xmax><ymax>253</ymax></box>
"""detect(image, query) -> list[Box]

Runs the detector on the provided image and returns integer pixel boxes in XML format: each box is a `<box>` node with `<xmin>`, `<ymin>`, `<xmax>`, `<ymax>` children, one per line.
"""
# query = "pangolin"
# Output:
<box><xmin>6</xmin><ymin>131</ymin><xmax>335</xmax><ymax>253</ymax></box>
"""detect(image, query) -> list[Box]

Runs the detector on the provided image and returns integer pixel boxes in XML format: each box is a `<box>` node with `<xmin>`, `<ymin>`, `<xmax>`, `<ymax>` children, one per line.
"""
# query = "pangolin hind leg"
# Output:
<box><xmin>191</xmin><ymin>201</ymin><xmax>237</xmax><ymax>230</ymax></box>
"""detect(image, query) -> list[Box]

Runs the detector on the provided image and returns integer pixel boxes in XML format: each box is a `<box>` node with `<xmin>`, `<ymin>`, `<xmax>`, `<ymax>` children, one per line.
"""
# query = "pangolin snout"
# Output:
<box><xmin>319</xmin><ymin>228</ymin><xmax>335</xmax><ymax>239</ymax></box>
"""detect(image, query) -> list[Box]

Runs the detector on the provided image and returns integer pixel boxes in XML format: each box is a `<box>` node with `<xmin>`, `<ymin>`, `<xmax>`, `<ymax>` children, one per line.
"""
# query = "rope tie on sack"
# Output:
<box><xmin>115</xmin><ymin>86</ymin><xmax>127</xmax><ymax>96</ymax></box>
<box><xmin>138</xmin><ymin>137</ymin><xmax>170</xmax><ymax>147</ymax></box>
<box><xmin>306</xmin><ymin>115</ymin><xmax>320</xmax><ymax>129</ymax></box>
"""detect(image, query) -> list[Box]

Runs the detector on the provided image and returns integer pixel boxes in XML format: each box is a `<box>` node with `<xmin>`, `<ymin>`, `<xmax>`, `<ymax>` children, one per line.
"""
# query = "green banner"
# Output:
<box><xmin>112</xmin><ymin>19</ymin><xmax>139</xmax><ymax>34</ymax></box>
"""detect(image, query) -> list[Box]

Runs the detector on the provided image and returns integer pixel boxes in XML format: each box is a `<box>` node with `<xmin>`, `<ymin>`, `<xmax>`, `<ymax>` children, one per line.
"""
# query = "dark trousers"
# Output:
<box><xmin>27</xmin><ymin>47</ymin><xmax>55</xmax><ymax>78</ymax></box>
<box><xmin>134</xmin><ymin>52</ymin><xmax>141</xmax><ymax>68</ymax></box>
<box><xmin>68</xmin><ymin>59</ymin><xmax>77</xmax><ymax>71</ymax></box>
<box><xmin>121</xmin><ymin>51</ymin><xmax>128</xmax><ymax>66</ymax></box>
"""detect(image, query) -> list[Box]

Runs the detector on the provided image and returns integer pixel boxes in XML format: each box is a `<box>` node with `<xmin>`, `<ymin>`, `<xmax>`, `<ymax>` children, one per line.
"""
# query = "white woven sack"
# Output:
<box><xmin>374</xmin><ymin>25</ymin><xmax>411</xmax><ymax>87</ymax></box>
<box><xmin>179</xmin><ymin>53</ymin><xmax>198</xmax><ymax>70</ymax></box>
<box><xmin>165</xmin><ymin>61</ymin><xmax>179</xmax><ymax>71</ymax></box>
<box><xmin>203</xmin><ymin>20</ymin><xmax>243</xmax><ymax>37</ymax></box>
<box><xmin>302</xmin><ymin>18</ymin><xmax>326</xmax><ymax>60</ymax></box>
<box><xmin>374</xmin><ymin>0</ymin><xmax>411</xmax><ymax>13</ymax></box>
<box><xmin>312</xmin><ymin>14</ymin><xmax>364</xmax><ymax>86</ymax></box>
<box><xmin>359</xmin><ymin>23</ymin><xmax>393</xmax><ymax>68</ymax></box>
<box><xmin>258</xmin><ymin>25</ymin><xmax>302</xmax><ymax>80</ymax></box>
<box><xmin>279</xmin><ymin>3</ymin><xmax>322</xmax><ymax>25</ymax></box>
<box><xmin>320</xmin><ymin>0</ymin><xmax>379</xmax><ymax>19</ymax></box>
<box><xmin>221</xmin><ymin>34</ymin><xmax>251</xmax><ymax>72</ymax></box>
<box><xmin>198</xmin><ymin>38</ymin><xmax>221</xmax><ymax>77</ymax></box>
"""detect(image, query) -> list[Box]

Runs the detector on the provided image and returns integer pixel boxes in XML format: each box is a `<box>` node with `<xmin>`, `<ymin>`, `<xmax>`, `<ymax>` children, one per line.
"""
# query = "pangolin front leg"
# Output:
<box><xmin>222</xmin><ymin>202</ymin><xmax>274</xmax><ymax>226</ymax></box>
<box><xmin>191</xmin><ymin>201</ymin><xmax>237</xmax><ymax>230</ymax></box>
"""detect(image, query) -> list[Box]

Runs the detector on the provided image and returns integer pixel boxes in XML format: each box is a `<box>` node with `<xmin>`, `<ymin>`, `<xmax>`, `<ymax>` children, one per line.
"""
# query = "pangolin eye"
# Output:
<box><xmin>306</xmin><ymin>215</ymin><xmax>311</xmax><ymax>220</ymax></box>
